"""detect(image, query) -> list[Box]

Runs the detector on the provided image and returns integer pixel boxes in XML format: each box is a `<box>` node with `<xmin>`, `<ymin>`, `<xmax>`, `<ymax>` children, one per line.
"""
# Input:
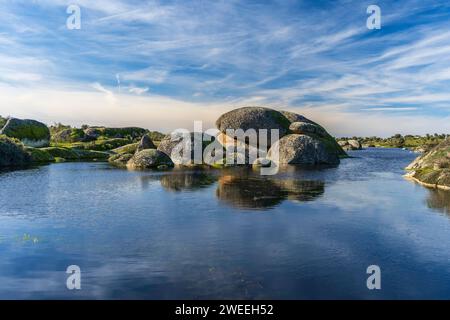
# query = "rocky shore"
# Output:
<box><xmin>0</xmin><ymin>107</ymin><xmax>346</xmax><ymax>170</ymax></box>
<box><xmin>0</xmin><ymin>116</ymin><xmax>153</xmax><ymax>168</ymax></box>
<box><xmin>109</xmin><ymin>106</ymin><xmax>347</xmax><ymax>169</ymax></box>
<box><xmin>405</xmin><ymin>138</ymin><xmax>450</xmax><ymax>190</ymax></box>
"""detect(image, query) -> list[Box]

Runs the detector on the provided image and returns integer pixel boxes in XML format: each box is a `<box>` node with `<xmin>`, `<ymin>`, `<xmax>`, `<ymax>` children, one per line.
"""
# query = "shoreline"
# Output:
<box><xmin>404</xmin><ymin>174</ymin><xmax>450</xmax><ymax>191</ymax></box>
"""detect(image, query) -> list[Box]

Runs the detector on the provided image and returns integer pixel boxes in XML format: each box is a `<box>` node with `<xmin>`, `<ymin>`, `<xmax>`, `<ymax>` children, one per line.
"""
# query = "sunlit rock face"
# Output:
<box><xmin>268</xmin><ymin>134</ymin><xmax>340</xmax><ymax>165</ymax></box>
<box><xmin>406</xmin><ymin>138</ymin><xmax>450</xmax><ymax>190</ymax></box>
<box><xmin>214</xmin><ymin>106</ymin><xmax>345</xmax><ymax>166</ymax></box>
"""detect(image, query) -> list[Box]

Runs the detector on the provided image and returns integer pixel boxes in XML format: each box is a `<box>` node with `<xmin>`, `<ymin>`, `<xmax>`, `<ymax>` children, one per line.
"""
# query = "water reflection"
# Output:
<box><xmin>426</xmin><ymin>189</ymin><xmax>450</xmax><ymax>215</ymax></box>
<box><xmin>160</xmin><ymin>171</ymin><xmax>217</xmax><ymax>192</ymax></box>
<box><xmin>216</xmin><ymin>172</ymin><xmax>325</xmax><ymax>210</ymax></box>
<box><xmin>147</xmin><ymin>167</ymin><xmax>326</xmax><ymax>210</ymax></box>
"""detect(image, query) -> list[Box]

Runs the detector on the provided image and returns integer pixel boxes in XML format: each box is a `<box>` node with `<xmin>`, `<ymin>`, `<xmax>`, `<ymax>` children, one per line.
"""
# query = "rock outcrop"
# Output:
<box><xmin>136</xmin><ymin>134</ymin><xmax>156</xmax><ymax>152</ymax></box>
<box><xmin>289</xmin><ymin>122</ymin><xmax>327</xmax><ymax>137</ymax></box>
<box><xmin>214</xmin><ymin>106</ymin><xmax>345</xmax><ymax>166</ymax></box>
<box><xmin>405</xmin><ymin>138</ymin><xmax>450</xmax><ymax>190</ymax></box>
<box><xmin>267</xmin><ymin>134</ymin><xmax>340</xmax><ymax>165</ymax></box>
<box><xmin>0</xmin><ymin>118</ymin><xmax>50</xmax><ymax>147</ymax></box>
<box><xmin>216</xmin><ymin>107</ymin><xmax>291</xmax><ymax>144</ymax></box>
<box><xmin>338</xmin><ymin>139</ymin><xmax>362</xmax><ymax>150</ymax></box>
<box><xmin>127</xmin><ymin>149</ymin><xmax>174</xmax><ymax>169</ymax></box>
<box><xmin>157</xmin><ymin>132</ymin><xmax>211</xmax><ymax>166</ymax></box>
<box><xmin>0</xmin><ymin>135</ymin><xmax>31</xmax><ymax>167</ymax></box>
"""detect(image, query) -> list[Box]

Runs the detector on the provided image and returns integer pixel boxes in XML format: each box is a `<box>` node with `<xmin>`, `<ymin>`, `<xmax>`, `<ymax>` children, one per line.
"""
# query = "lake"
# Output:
<box><xmin>0</xmin><ymin>148</ymin><xmax>450</xmax><ymax>299</ymax></box>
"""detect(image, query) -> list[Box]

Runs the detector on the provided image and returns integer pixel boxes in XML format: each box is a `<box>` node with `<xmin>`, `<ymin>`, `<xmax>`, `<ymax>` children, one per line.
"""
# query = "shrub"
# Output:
<box><xmin>0</xmin><ymin>135</ymin><xmax>31</xmax><ymax>167</ymax></box>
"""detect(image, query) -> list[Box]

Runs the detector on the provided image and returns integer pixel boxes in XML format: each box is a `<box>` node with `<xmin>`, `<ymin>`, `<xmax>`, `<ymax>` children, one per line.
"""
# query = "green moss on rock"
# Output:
<box><xmin>108</xmin><ymin>153</ymin><xmax>134</xmax><ymax>167</ymax></box>
<box><xmin>25</xmin><ymin>147</ymin><xmax>55</xmax><ymax>162</ymax></box>
<box><xmin>0</xmin><ymin>135</ymin><xmax>31</xmax><ymax>167</ymax></box>
<box><xmin>0</xmin><ymin>118</ymin><xmax>50</xmax><ymax>147</ymax></box>
<box><xmin>0</xmin><ymin>116</ymin><xmax>6</xmax><ymax>129</ymax></box>
<box><xmin>41</xmin><ymin>147</ymin><xmax>109</xmax><ymax>161</ymax></box>
<box><xmin>407</xmin><ymin>138</ymin><xmax>450</xmax><ymax>189</ymax></box>
<box><xmin>111</xmin><ymin>142</ymin><xmax>138</xmax><ymax>154</ymax></box>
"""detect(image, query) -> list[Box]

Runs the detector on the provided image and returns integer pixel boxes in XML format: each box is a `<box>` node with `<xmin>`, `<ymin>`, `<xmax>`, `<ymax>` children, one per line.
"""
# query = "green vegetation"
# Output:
<box><xmin>52</xmin><ymin>138</ymin><xmax>131</xmax><ymax>151</ymax></box>
<box><xmin>50</xmin><ymin>124</ymin><xmax>165</xmax><ymax>152</ymax></box>
<box><xmin>270</xmin><ymin>109</ymin><xmax>292</xmax><ymax>130</ymax></box>
<box><xmin>310</xmin><ymin>133</ymin><xmax>347</xmax><ymax>157</ymax></box>
<box><xmin>147</xmin><ymin>131</ymin><xmax>166</xmax><ymax>142</ymax></box>
<box><xmin>23</xmin><ymin>146</ymin><xmax>108</xmax><ymax>163</ymax></box>
<box><xmin>108</xmin><ymin>153</ymin><xmax>134</xmax><ymax>167</ymax></box>
<box><xmin>338</xmin><ymin>134</ymin><xmax>449</xmax><ymax>151</ymax></box>
<box><xmin>1</xmin><ymin>120</ymin><xmax>165</xmax><ymax>168</ymax></box>
<box><xmin>1</xmin><ymin>118</ymin><xmax>50</xmax><ymax>142</ymax></box>
<box><xmin>112</xmin><ymin>143</ymin><xmax>139</xmax><ymax>154</ymax></box>
<box><xmin>0</xmin><ymin>116</ymin><xmax>6</xmax><ymax>129</ymax></box>
<box><xmin>25</xmin><ymin>147</ymin><xmax>55</xmax><ymax>162</ymax></box>
<box><xmin>0</xmin><ymin>135</ymin><xmax>31</xmax><ymax>167</ymax></box>
<box><xmin>41</xmin><ymin>147</ymin><xmax>109</xmax><ymax>161</ymax></box>
<box><xmin>406</xmin><ymin>138</ymin><xmax>450</xmax><ymax>189</ymax></box>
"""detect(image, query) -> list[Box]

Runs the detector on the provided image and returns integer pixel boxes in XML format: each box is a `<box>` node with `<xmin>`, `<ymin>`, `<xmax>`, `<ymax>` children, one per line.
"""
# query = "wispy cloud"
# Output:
<box><xmin>0</xmin><ymin>0</ymin><xmax>450</xmax><ymax>135</ymax></box>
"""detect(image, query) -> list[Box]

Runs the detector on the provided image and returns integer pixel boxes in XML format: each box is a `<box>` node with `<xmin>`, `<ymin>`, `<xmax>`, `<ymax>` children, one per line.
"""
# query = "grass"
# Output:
<box><xmin>52</xmin><ymin>138</ymin><xmax>131</xmax><ymax>151</ymax></box>
<box><xmin>0</xmin><ymin>134</ymin><xmax>31</xmax><ymax>166</ymax></box>
<box><xmin>338</xmin><ymin>134</ymin><xmax>449</xmax><ymax>150</ymax></box>
<box><xmin>0</xmin><ymin>116</ymin><xmax>6</xmax><ymax>129</ymax></box>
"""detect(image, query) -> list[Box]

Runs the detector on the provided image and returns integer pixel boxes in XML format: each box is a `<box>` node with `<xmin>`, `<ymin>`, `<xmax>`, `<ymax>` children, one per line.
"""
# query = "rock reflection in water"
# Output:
<box><xmin>160</xmin><ymin>171</ymin><xmax>217</xmax><ymax>192</ymax></box>
<box><xmin>216</xmin><ymin>169</ymin><xmax>325</xmax><ymax>210</ymax></box>
<box><xmin>426</xmin><ymin>188</ymin><xmax>450</xmax><ymax>215</ymax></box>
<box><xmin>139</xmin><ymin>167</ymin><xmax>326</xmax><ymax>210</ymax></box>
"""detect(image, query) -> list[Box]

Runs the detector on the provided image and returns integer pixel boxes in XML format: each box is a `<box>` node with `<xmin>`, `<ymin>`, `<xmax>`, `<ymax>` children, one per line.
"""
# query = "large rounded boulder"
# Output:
<box><xmin>215</xmin><ymin>107</ymin><xmax>291</xmax><ymax>143</ymax></box>
<box><xmin>0</xmin><ymin>118</ymin><xmax>50</xmax><ymax>147</ymax></box>
<box><xmin>127</xmin><ymin>149</ymin><xmax>174</xmax><ymax>169</ymax></box>
<box><xmin>157</xmin><ymin>132</ymin><xmax>212</xmax><ymax>165</ymax></box>
<box><xmin>268</xmin><ymin>134</ymin><xmax>340</xmax><ymax>165</ymax></box>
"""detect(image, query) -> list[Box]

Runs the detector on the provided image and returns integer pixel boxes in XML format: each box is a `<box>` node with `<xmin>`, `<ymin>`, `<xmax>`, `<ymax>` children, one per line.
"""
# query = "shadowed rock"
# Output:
<box><xmin>0</xmin><ymin>135</ymin><xmax>31</xmax><ymax>167</ymax></box>
<box><xmin>136</xmin><ymin>134</ymin><xmax>156</xmax><ymax>152</ymax></box>
<box><xmin>127</xmin><ymin>149</ymin><xmax>174</xmax><ymax>169</ymax></box>
<box><xmin>289</xmin><ymin>122</ymin><xmax>327</xmax><ymax>137</ymax></box>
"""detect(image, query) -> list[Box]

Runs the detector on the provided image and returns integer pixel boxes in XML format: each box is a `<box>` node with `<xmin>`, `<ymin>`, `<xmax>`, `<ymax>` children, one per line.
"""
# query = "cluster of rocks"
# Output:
<box><xmin>337</xmin><ymin>139</ymin><xmax>363</xmax><ymax>151</ymax></box>
<box><xmin>112</xmin><ymin>106</ymin><xmax>345</xmax><ymax>170</ymax></box>
<box><xmin>52</xmin><ymin>126</ymin><xmax>148</xmax><ymax>144</ymax></box>
<box><xmin>214</xmin><ymin>107</ymin><xmax>345</xmax><ymax>166</ymax></box>
<box><xmin>109</xmin><ymin>134</ymin><xmax>174</xmax><ymax>170</ymax></box>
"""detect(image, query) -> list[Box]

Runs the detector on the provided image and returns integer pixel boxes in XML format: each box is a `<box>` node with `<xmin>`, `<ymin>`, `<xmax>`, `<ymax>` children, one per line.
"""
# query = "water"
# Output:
<box><xmin>0</xmin><ymin>148</ymin><xmax>450</xmax><ymax>299</ymax></box>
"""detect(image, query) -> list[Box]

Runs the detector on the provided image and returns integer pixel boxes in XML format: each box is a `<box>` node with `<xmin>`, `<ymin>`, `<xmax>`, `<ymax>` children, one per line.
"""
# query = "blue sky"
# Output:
<box><xmin>1</xmin><ymin>0</ymin><xmax>450</xmax><ymax>136</ymax></box>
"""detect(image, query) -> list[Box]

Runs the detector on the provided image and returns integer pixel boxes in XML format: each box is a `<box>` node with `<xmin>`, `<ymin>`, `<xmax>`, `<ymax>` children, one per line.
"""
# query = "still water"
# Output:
<box><xmin>0</xmin><ymin>148</ymin><xmax>449</xmax><ymax>299</ymax></box>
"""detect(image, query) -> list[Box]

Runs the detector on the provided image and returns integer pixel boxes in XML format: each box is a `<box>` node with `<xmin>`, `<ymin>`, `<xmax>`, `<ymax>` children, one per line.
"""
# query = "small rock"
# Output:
<box><xmin>127</xmin><ymin>149</ymin><xmax>174</xmax><ymax>169</ymax></box>
<box><xmin>136</xmin><ymin>134</ymin><xmax>156</xmax><ymax>152</ymax></box>
<box><xmin>252</xmin><ymin>158</ymin><xmax>272</xmax><ymax>167</ymax></box>
<box><xmin>289</xmin><ymin>122</ymin><xmax>326</xmax><ymax>137</ymax></box>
